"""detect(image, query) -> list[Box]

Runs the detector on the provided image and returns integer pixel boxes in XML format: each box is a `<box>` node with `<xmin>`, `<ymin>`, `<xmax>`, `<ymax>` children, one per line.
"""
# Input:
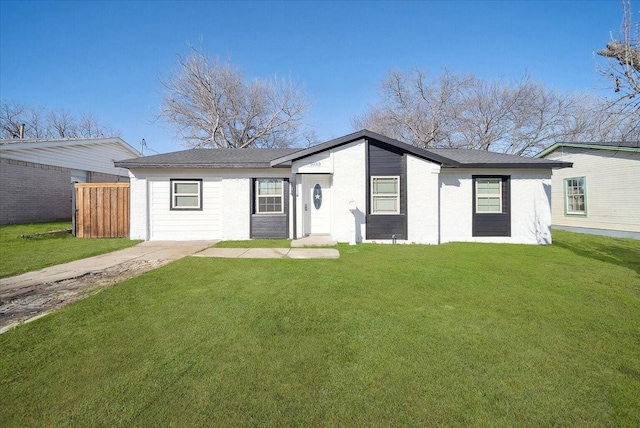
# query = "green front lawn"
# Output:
<box><xmin>0</xmin><ymin>222</ymin><xmax>140</xmax><ymax>278</ymax></box>
<box><xmin>1</xmin><ymin>231</ymin><xmax>639</xmax><ymax>426</ymax></box>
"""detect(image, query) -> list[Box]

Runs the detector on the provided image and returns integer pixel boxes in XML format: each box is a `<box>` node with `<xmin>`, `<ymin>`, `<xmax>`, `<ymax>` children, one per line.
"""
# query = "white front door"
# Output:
<box><xmin>303</xmin><ymin>175</ymin><xmax>331</xmax><ymax>235</ymax></box>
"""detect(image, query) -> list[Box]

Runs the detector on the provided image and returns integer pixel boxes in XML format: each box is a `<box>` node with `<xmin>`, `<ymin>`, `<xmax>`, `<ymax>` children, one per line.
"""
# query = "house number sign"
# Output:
<box><xmin>313</xmin><ymin>183</ymin><xmax>322</xmax><ymax>209</ymax></box>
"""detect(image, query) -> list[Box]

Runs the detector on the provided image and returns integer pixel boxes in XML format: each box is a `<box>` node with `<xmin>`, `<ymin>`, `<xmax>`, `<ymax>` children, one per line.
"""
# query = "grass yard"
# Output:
<box><xmin>0</xmin><ymin>222</ymin><xmax>140</xmax><ymax>278</ymax></box>
<box><xmin>1</xmin><ymin>231</ymin><xmax>639</xmax><ymax>426</ymax></box>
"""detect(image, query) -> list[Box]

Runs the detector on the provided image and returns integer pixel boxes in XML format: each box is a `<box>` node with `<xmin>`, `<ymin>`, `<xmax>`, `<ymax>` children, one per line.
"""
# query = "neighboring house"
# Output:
<box><xmin>536</xmin><ymin>141</ymin><xmax>640</xmax><ymax>240</ymax></box>
<box><xmin>115</xmin><ymin>130</ymin><xmax>570</xmax><ymax>245</ymax></box>
<box><xmin>0</xmin><ymin>137</ymin><xmax>140</xmax><ymax>225</ymax></box>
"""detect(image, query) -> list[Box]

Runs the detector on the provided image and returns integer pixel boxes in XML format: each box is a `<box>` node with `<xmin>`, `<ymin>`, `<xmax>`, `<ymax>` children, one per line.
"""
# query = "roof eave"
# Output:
<box><xmin>114</xmin><ymin>162</ymin><xmax>277</xmax><ymax>169</ymax></box>
<box><xmin>459</xmin><ymin>162</ymin><xmax>573</xmax><ymax>169</ymax></box>
<box><xmin>536</xmin><ymin>142</ymin><xmax>640</xmax><ymax>158</ymax></box>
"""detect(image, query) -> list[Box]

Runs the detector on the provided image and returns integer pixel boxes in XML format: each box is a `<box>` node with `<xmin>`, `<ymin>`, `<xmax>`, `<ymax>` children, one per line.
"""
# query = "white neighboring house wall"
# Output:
<box><xmin>439</xmin><ymin>169</ymin><xmax>553</xmax><ymax>245</ymax></box>
<box><xmin>0</xmin><ymin>137</ymin><xmax>139</xmax><ymax>178</ymax></box>
<box><xmin>543</xmin><ymin>147</ymin><xmax>640</xmax><ymax>237</ymax></box>
<box><xmin>128</xmin><ymin>168</ymin><xmax>290</xmax><ymax>241</ymax></box>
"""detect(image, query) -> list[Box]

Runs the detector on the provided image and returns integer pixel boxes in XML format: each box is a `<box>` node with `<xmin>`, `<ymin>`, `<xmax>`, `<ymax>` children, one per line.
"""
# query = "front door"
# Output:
<box><xmin>303</xmin><ymin>175</ymin><xmax>331</xmax><ymax>235</ymax></box>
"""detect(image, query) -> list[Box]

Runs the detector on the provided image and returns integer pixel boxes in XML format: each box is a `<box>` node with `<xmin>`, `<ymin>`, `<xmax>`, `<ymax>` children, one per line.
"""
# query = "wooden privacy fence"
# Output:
<box><xmin>74</xmin><ymin>183</ymin><xmax>130</xmax><ymax>238</ymax></box>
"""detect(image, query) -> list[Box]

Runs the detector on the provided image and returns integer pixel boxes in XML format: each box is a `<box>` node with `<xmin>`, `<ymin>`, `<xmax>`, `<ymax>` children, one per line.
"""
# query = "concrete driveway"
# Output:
<box><xmin>0</xmin><ymin>241</ymin><xmax>215</xmax><ymax>333</ymax></box>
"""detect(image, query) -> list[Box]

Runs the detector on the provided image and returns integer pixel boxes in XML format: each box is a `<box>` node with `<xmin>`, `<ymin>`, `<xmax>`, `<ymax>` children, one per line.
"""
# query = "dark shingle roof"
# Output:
<box><xmin>114</xmin><ymin>148</ymin><xmax>300</xmax><ymax>168</ymax></box>
<box><xmin>426</xmin><ymin>148</ymin><xmax>570</xmax><ymax>167</ymax></box>
<box><xmin>270</xmin><ymin>130</ymin><xmax>571</xmax><ymax>169</ymax></box>
<box><xmin>115</xmin><ymin>130</ymin><xmax>572</xmax><ymax>170</ymax></box>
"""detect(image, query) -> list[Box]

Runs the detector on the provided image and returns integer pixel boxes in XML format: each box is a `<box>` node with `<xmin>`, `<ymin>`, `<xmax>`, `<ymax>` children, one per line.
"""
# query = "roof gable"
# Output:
<box><xmin>272</xmin><ymin>129</ymin><xmax>571</xmax><ymax>169</ymax></box>
<box><xmin>270</xmin><ymin>129</ymin><xmax>459</xmax><ymax>167</ymax></box>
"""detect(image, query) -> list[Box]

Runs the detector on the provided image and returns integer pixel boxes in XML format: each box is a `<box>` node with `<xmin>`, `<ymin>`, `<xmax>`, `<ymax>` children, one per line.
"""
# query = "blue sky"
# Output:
<box><xmin>0</xmin><ymin>0</ymin><xmax>626</xmax><ymax>154</ymax></box>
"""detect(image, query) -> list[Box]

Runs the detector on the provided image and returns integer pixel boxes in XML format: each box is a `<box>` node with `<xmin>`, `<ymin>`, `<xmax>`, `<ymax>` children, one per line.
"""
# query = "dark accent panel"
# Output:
<box><xmin>367</xmin><ymin>214</ymin><xmax>407</xmax><ymax>239</ymax></box>
<box><xmin>250</xmin><ymin>179</ymin><xmax>290</xmax><ymax>239</ymax></box>
<box><xmin>366</xmin><ymin>140</ymin><xmax>408</xmax><ymax>239</ymax></box>
<box><xmin>472</xmin><ymin>176</ymin><xmax>511</xmax><ymax>237</ymax></box>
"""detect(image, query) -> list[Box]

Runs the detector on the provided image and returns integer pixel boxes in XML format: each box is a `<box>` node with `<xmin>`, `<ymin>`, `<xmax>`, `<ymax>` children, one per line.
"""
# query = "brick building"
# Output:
<box><xmin>0</xmin><ymin>137</ymin><xmax>140</xmax><ymax>224</ymax></box>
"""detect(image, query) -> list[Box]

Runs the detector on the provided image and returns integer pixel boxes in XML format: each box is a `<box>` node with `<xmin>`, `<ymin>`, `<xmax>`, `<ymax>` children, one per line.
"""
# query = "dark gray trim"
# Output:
<box><xmin>472</xmin><ymin>175</ymin><xmax>510</xmax><ymax>237</ymax></box>
<box><xmin>250</xmin><ymin>178</ymin><xmax>290</xmax><ymax>239</ymax></box>
<box><xmin>169</xmin><ymin>179</ymin><xmax>203</xmax><ymax>211</ymax></box>
<box><xmin>366</xmin><ymin>140</ymin><xmax>408</xmax><ymax>240</ymax></box>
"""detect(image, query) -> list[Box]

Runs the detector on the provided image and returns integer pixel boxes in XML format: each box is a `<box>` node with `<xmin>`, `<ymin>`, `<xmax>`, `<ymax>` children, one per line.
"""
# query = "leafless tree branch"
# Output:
<box><xmin>0</xmin><ymin>101</ymin><xmax>119</xmax><ymax>139</ymax></box>
<box><xmin>159</xmin><ymin>48</ymin><xmax>310</xmax><ymax>148</ymax></box>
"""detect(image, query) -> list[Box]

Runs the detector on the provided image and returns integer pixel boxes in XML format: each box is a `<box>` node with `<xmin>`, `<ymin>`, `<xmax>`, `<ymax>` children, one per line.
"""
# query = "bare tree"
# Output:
<box><xmin>353</xmin><ymin>69</ymin><xmax>473</xmax><ymax>148</ymax></box>
<box><xmin>159</xmin><ymin>49</ymin><xmax>310</xmax><ymax>148</ymax></box>
<box><xmin>597</xmin><ymin>0</ymin><xmax>640</xmax><ymax>109</ymax></box>
<box><xmin>0</xmin><ymin>100</ymin><xmax>27</xmax><ymax>138</ymax></box>
<box><xmin>0</xmin><ymin>101</ymin><xmax>118</xmax><ymax>139</ymax></box>
<box><xmin>47</xmin><ymin>109</ymin><xmax>77</xmax><ymax>138</ymax></box>
<box><xmin>355</xmin><ymin>69</ymin><xmax>638</xmax><ymax>155</ymax></box>
<box><xmin>77</xmin><ymin>112</ymin><xmax>116</xmax><ymax>138</ymax></box>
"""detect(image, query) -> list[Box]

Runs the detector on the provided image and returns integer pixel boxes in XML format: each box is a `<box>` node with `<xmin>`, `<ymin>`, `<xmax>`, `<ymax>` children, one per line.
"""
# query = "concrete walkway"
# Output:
<box><xmin>194</xmin><ymin>247</ymin><xmax>340</xmax><ymax>259</ymax></box>
<box><xmin>0</xmin><ymin>241</ymin><xmax>216</xmax><ymax>301</ymax></box>
<box><xmin>0</xmin><ymin>241</ymin><xmax>339</xmax><ymax>333</ymax></box>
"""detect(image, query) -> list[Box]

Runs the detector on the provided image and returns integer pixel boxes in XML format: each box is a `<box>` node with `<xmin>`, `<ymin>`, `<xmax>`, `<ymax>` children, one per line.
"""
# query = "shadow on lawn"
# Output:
<box><xmin>554</xmin><ymin>236</ymin><xmax>640</xmax><ymax>276</ymax></box>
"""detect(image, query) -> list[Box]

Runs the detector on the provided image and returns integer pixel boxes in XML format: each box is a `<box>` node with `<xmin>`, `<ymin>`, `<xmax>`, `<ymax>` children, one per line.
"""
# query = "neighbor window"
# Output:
<box><xmin>171</xmin><ymin>179</ymin><xmax>202</xmax><ymax>210</ymax></box>
<box><xmin>371</xmin><ymin>176</ymin><xmax>400</xmax><ymax>214</ymax></box>
<box><xmin>256</xmin><ymin>179</ymin><xmax>283</xmax><ymax>214</ymax></box>
<box><xmin>475</xmin><ymin>178</ymin><xmax>502</xmax><ymax>213</ymax></box>
<box><xmin>565</xmin><ymin>177</ymin><xmax>586</xmax><ymax>215</ymax></box>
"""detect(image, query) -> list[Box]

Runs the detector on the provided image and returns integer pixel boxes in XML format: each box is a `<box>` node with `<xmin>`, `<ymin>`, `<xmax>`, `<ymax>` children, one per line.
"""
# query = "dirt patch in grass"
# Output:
<box><xmin>0</xmin><ymin>258</ymin><xmax>165</xmax><ymax>334</ymax></box>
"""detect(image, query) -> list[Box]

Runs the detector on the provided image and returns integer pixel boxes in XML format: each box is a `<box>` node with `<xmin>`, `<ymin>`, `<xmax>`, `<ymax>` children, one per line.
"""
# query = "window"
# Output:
<box><xmin>256</xmin><ymin>179</ymin><xmax>283</xmax><ymax>214</ymax></box>
<box><xmin>171</xmin><ymin>179</ymin><xmax>202</xmax><ymax>210</ymax></box>
<box><xmin>371</xmin><ymin>176</ymin><xmax>400</xmax><ymax>214</ymax></box>
<box><xmin>565</xmin><ymin>177</ymin><xmax>586</xmax><ymax>215</ymax></box>
<box><xmin>475</xmin><ymin>178</ymin><xmax>502</xmax><ymax>213</ymax></box>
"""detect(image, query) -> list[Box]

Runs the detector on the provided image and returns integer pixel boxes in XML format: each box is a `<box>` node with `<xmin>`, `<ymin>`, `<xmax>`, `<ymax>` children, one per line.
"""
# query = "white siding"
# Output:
<box><xmin>149</xmin><ymin>176</ymin><xmax>221</xmax><ymax>241</ymax></box>
<box><xmin>128</xmin><ymin>168</ymin><xmax>291</xmax><ymax>241</ymax></box>
<box><xmin>439</xmin><ymin>169</ymin><xmax>552</xmax><ymax>244</ymax></box>
<box><xmin>219</xmin><ymin>178</ymin><xmax>251</xmax><ymax>240</ymax></box>
<box><xmin>0</xmin><ymin>139</ymin><xmax>138</xmax><ymax>177</ymax></box>
<box><xmin>406</xmin><ymin>155</ymin><xmax>440</xmax><ymax>244</ymax></box>
<box><xmin>545</xmin><ymin>148</ymin><xmax>640</xmax><ymax>233</ymax></box>
<box><xmin>129</xmin><ymin>173</ymin><xmax>148</xmax><ymax>240</ymax></box>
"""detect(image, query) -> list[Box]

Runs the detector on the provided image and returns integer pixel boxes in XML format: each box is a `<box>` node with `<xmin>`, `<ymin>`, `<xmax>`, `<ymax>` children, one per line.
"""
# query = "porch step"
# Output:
<box><xmin>291</xmin><ymin>234</ymin><xmax>337</xmax><ymax>247</ymax></box>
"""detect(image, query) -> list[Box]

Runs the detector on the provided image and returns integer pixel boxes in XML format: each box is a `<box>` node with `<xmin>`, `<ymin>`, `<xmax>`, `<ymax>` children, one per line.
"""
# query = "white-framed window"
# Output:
<box><xmin>371</xmin><ymin>176</ymin><xmax>400</xmax><ymax>214</ymax></box>
<box><xmin>171</xmin><ymin>179</ymin><xmax>202</xmax><ymax>210</ymax></box>
<box><xmin>475</xmin><ymin>178</ymin><xmax>502</xmax><ymax>213</ymax></box>
<box><xmin>256</xmin><ymin>179</ymin><xmax>283</xmax><ymax>214</ymax></box>
<box><xmin>565</xmin><ymin>177</ymin><xmax>586</xmax><ymax>215</ymax></box>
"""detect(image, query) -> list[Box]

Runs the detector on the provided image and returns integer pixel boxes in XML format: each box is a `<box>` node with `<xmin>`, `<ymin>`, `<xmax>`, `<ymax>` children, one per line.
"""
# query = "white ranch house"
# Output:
<box><xmin>115</xmin><ymin>130</ymin><xmax>571</xmax><ymax>245</ymax></box>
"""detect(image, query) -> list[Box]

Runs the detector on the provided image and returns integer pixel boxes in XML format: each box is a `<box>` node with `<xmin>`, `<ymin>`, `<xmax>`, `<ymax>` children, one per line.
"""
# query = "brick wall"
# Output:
<box><xmin>0</xmin><ymin>158</ymin><xmax>73</xmax><ymax>224</ymax></box>
<box><xmin>89</xmin><ymin>171</ymin><xmax>129</xmax><ymax>183</ymax></box>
